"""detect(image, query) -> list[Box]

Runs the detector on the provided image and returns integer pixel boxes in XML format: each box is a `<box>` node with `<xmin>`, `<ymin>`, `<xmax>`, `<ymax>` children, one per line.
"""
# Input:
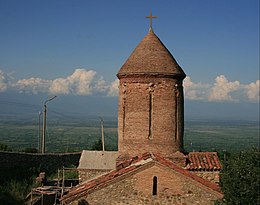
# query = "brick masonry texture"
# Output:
<box><xmin>117</xmin><ymin>29</ymin><xmax>185</xmax><ymax>160</ymax></box>
<box><xmin>62</xmin><ymin>27</ymin><xmax>223</xmax><ymax>205</ymax></box>
<box><xmin>68</xmin><ymin>164</ymin><xmax>220</xmax><ymax>205</ymax></box>
<box><xmin>78</xmin><ymin>170</ymin><xmax>109</xmax><ymax>183</ymax></box>
<box><xmin>118</xmin><ymin>76</ymin><xmax>184</xmax><ymax>159</ymax></box>
<box><xmin>191</xmin><ymin>171</ymin><xmax>220</xmax><ymax>184</ymax></box>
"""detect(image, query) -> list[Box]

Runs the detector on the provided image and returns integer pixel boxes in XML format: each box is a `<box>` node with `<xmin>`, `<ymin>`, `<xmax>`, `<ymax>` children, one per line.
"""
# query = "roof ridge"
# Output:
<box><xmin>61</xmin><ymin>152</ymin><xmax>222</xmax><ymax>203</ymax></box>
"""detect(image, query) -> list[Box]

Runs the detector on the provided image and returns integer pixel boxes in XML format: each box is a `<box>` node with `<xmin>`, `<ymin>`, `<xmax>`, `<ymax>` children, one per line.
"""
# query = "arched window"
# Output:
<box><xmin>153</xmin><ymin>176</ymin><xmax>157</xmax><ymax>195</ymax></box>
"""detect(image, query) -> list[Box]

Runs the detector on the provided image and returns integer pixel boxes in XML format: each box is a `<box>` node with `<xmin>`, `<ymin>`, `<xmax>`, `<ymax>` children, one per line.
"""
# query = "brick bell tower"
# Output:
<box><xmin>117</xmin><ymin>12</ymin><xmax>186</xmax><ymax>159</ymax></box>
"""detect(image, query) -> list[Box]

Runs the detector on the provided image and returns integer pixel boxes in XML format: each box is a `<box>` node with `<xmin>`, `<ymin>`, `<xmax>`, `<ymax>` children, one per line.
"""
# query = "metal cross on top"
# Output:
<box><xmin>146</xmin><ymin>11</ymin><xmax>157</xmax><ymax>29</ymax></box>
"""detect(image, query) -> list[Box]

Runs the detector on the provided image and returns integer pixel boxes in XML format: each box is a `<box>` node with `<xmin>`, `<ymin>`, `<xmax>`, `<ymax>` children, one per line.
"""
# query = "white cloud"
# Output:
<box><xmin>10</xmin><ymin>69</ymin><xmax>114</xmax><ymax>96</ymax></box>
<box><xmin>0</xmin><ymin>69</ymin><xmax>259</xmax><ymax>103</ymax></box>
<box><xmin>184</xmin><ymin>75</ymin><xmax>259</xmax><ymax>103</ymax></box>
<box><xmin>0</xmin><ymin>70</ymin><xmax>8</xmax><ymax>92</ymax></box>
<box><xmin>183</xmin><ymin>77</ymin><xmax>210</xmax><ymax>100</ymax></box>
<box><xmin>14</xmin><ymin>77</ymin><xmax>51</xmax><ymax>94</ymax></box>
<box><xmin>244</xmin><ymin>80</ymin><xmax>260</xmax><ymax>102</ymax></box>
<box><xmin>49</xmin><ymin>78</ymin><xmax>70</xmax><ymax>94</ymax></box>
<box><xmin>208</xmin><ymin>75</ymin><xmax>240</xmax><ymax>102</ymax></box>
<box><xmin>49</xmin><ymin>69</ymin><xmax>97</xmax><ymax>95</ymax></box>
<box><xmin>94</xmin><ymin>77</ymin><xmax>108</xmax><ymax>93</ymax></box>
<box><xmin>68</xmin><ymin>69</ymin><xmax>96</xmax><ymax>95</ymax></box>
<box><xmin>107</xmin><ymin>79</ymin><xmax>119</xmax><ymax>96</ymax></box>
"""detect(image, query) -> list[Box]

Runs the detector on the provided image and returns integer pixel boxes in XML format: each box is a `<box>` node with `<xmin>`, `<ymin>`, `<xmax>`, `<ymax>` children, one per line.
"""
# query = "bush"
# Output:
<box><xmin>0</xmin><ymin>143</ymin><xmax>9</xmax><ymax>151</ymax></box>
<box><xmin>24</xmin><ymin>147</ymin><xmax>38</xmax><ymax>153</ymax></box>
<box><xmin>91</xmin><ymin>139</ymin><xmax>105</xmax><ymax>151</ymax></box>
<box><xmin>219</xmin><ymin>147</ymin><xmax>260</xmax><ymax>205</ymax></box>
<box><xmin>0</xmin><ymin>180</ymin><xmax>31</xmax><ymax>205</ymax></box>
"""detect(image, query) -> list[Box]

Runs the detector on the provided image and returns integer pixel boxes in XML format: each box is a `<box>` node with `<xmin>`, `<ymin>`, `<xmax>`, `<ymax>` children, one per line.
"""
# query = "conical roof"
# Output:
<box><xmin>117</xmin><ymin>29</ymin><xmax>186</xmax><ymax>79</ymax></box>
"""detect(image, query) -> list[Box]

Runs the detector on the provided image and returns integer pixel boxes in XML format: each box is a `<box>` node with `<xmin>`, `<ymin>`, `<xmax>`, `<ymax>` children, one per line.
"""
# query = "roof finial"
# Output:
<box><xmin>146</xmin><ymin>11</ymin><xmax>157</xmax><ymax>30</ymax></box>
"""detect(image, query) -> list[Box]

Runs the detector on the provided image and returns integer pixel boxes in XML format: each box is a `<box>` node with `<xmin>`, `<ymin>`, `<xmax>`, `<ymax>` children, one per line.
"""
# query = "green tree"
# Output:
<box><xmin>0</xmin><ymin>180</ymin><xmax>28</xmax><ymax>205</ymax></box>
<box><xmin>91</xmin><ymin>139</ymin><xmax>106</xmax><ymax>151</ymax></box>
<box><xmin>219</xmin><ymin>147</ymin><xmax>260</xmax><ymax>205</ymax></box>
<box><xmin>24</xmin><ymin>147</ymin><xmax>38</xmax><ymax>153</ymax></box>
<box><xmin>0</xmin><ymin>143</ymin><xmax>8</xmax><ymax>151</ymax></box>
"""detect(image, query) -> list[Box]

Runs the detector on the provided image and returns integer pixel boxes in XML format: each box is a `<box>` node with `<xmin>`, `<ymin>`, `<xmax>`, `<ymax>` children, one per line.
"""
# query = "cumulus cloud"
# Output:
<box><xmin>14</xmin><ymin>77</ymin><xmax>51</xmax><ymax>94</ymax></box>
<box><xmin>6</xmin><ymin>68</ymin><xmax>117</xmax><ymax>96</ymax></box>
<box><xmin>107</xmin><ymin>79</ymin><xmax>119</xmax><ymax>97</ymax></box>
<box><xmin>49</xmin><ymin>69</ymin><xmax>98</xmax><ymax>95</ymax></box>
<box><xmin>8</xmin><ymin>69</ymin><xmax>108</xmax><ymax>96</ymax></box>
<box><xmin>0</xmin><ymin>69</ymin><xmax>258</xmax><ymax>102</ymax></box>
<box><xmin>244</xmin><ymin>80</ymin><xmax>260</xmax><ymax>102</ymax></box>
<box><xmin>49</xmin><ymin>78</ymin><xmax>70</xmax><ymax>94</ymax></box>
<box><xmin>94</xmin><ymin>77</ymin><xmax>108</xmax><ymax>93</ymax></box>
<box><xmin>208</xmin><ymin>75</ymin><xmax>240</xmax><ymax>102</ymax></box>
<box><xmin>184</xmin><ymin>75</ymin><xmax>259</xmax><ymax>103</ymax></box>
<box><xmin>183</xmin><ymin>77</ymin><xmax>210</xmax><ymax>100</ymax></box>
<box><xmin>0</xmin><ymin>70</ymin><xmax>8</xmax><ymax>92</ymax></box>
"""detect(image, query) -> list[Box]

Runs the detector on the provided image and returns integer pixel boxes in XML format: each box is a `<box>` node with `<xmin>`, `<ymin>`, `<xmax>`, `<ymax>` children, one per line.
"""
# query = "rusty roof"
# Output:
<box><xmin>186</xmin><ymin>152</ymin><xmax>222</xmax><ymax>171</ymax></box>
<box><xmin>61</xmin><ymin>152</ymin><xmax>222</xmax><ymax>203</ymax></box>
<box><xmin>117</xmin><ymin>29</ymin><xmax>186</xmax><ymax>79</ymax></box>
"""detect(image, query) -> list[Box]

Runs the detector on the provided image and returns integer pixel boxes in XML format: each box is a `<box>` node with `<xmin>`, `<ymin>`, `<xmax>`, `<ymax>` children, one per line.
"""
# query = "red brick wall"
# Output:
<box><xmin>69</xmin><ymin>164</ymin><xmax>222</xmax><ymax>205</ymax></box>
<box><xmin>134</xmin><ymin>163</ymin><xmax>215</xmax><ymax>196</ymax></box>
<box><xmin>118</xmin><ymin>76</ymin><xmax>184</xmax><ymax>159</ymax></box>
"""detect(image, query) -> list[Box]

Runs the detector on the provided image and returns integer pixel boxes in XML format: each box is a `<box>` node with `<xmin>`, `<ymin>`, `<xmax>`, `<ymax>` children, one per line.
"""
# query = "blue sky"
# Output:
<box><xmin>0</xmin><ymin>0</ymin><xmax>259</xmax><ymax>120</ymax></box>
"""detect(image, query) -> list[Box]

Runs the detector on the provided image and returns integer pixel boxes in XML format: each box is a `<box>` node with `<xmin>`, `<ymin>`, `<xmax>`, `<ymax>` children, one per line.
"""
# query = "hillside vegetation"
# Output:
<box><xmin>0</xmin><ymin>116</ymin><xmax>259</xmax><ymax>153</ymax></box>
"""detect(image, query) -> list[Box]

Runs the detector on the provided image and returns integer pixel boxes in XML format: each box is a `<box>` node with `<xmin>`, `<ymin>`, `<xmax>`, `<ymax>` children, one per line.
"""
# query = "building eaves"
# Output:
<box><xmin>61</xmin><ymin>152</ymin><xmax>222</xmax><ymax>203</ymax></box>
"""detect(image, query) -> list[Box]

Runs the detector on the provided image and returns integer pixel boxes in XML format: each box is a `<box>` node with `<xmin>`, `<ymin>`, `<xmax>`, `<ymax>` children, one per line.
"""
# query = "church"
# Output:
<box><xmin>60</xmin><ymin>13</ymin><xmax>223</xmax><ymax>205</ymax></box>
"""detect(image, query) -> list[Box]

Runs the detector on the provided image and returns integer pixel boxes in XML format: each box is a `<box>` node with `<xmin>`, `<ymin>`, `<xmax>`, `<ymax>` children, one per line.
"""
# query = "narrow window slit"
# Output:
<box><xmin>153</xmin><ymin>176</ymin><xmax>157</xmax><ymax>195</ymax></box>
<box><xmin>148</xmin><ymin>93</ymin><xmax>153</xmax><ymax>139</ymax></box>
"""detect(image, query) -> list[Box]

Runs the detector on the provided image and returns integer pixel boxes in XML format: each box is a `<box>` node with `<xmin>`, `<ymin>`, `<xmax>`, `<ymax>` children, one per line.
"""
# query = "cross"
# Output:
<box><xmin>146</xmin><ymin>11</ymin><xmax>157</xmax><ymax>29</ymax></box>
